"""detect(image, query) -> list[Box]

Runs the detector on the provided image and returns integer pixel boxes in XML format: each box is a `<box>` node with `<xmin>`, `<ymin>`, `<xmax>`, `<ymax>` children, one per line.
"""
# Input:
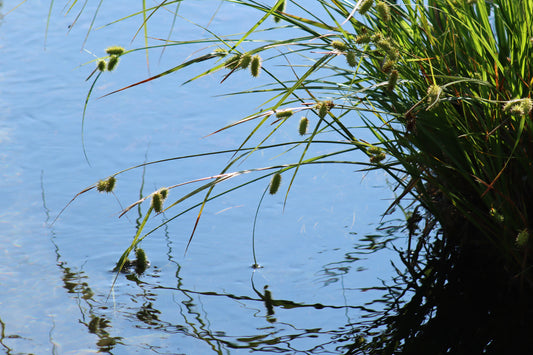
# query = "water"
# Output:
<box><xmin>0</xmin><ymin>1</ymin><xmax>405</xmax><ymax>354</ymax></box>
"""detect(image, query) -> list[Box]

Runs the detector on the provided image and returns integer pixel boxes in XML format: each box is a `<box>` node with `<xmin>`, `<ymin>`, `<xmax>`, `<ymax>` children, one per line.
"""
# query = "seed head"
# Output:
<box><xmin>316</xmin><ymin>101</ymin><xmax>333</xmax><ymax>118</ymax></box>
<box><xmin>516</xmin><ymin>229</ymin><xmax>529</xmax><ymax>247</ymax></box>
<box><xmin>272</xmin><ymin>0</ymin><xmax>286</xmax><ymax>23</ymax></box>
<box><xmin>250</xmin><ymin>55</ymin><xmax>262</xmax><ymax>77</ymax></box>
<box><xmin>96</xmin><ymin>176</ymin><xmax>116</xmax><ymax>193</ymax></box>
<box><xmin>239</xmin><ymin>53</ymin><xmax>252</xmax><ymax>69</ymax></box>
<box><xmin>276</xmin><ymin>110</ymin><xmax>293</xmax><ymax>118</ymax></box>
<box><xmin>370</xmin><ymin>152</ymin><xmax>386</xmax><ymax>163</ymax></box>
<box><xmin>387</xmin><ymin>70</ymin><xmax>399</xmax><ymax>91</ymax></box>
<box><xmin>355</xmin><ymin>33</ymin><xmax>372</xmax><ymax>44</ymax></box>
<box><xmin>331</xmin><ymin>40</ymin><xmax>347</xmax><ymax>52</ymax></box>
<box><xmin>358</xmin><ymin>0</ymin><xmax>374</xmax><ymax>15</ymax></box>
<box><xmin>107</xmin><ymin>55</ymin><xmax>120</xmax><ymax>71</ymax></box>
<box><xmin>376</xmin><ymin>1</ymin><xmax>391</xmax><ymax>22</ymax></box>
<box><xmin>97</xmin><ymin>59</ymin><xmax>106</xmax><ymax>72</ymax></box>
<box><xmin>224</xmin><ymin>54</ymin><xmax>241</xmax><ymax>70</ymax></box>
<box><xmin>151</xmin><ymin>192</ymin><xmax>163</xmax><ymax>213</ymax></box>
<box><xmin>159</xmin><ymin>188</ymin><xmax>169</xmax><ymax>200</ymax></box>
<box><xmin>135</xmin><ymin>248</ymin><xmax>148</xmax><ymax>268</ymax></box>
<box><xmin>346</xmin><ymin>51</ymin><xmax>357</xmax><ymax>67</ymax></box>
<box><xmin>367</xmin><ymin>146</ymin><xmax>382</xmax><ymax>155</ymax></box>
<box><xmin>298</xmin><ymin>117</ymin><xmax>308</xmax><ymax>135</ymax></box>
<box><xmin>105</xmin><ymin>46</ymin><xmax>125</xmax><ymax>56</ymax></box>
<box><xmin>269</xmin><ymin>173</ymin><xmax>282</xmax><ymax>195</ymax></box>
<box><xmin>382</xmin><ymin>59</ymin><xmax>396</xmax><ymax>73</ymax></box>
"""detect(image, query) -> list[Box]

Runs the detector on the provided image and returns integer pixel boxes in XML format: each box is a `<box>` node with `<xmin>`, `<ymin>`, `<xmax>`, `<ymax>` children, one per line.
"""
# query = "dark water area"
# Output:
<box><xmin>0</xmin><ymin>1</ymin><xmax>410</xmax><ymax>354</ymax></box>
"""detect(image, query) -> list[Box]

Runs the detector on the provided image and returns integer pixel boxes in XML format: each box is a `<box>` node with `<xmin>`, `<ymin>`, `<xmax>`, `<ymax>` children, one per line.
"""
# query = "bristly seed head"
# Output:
<box><xmin>239</xmin><ymin>53</ymin><xmax>252</xmax><ymax>69</ymax></box>
<box><xmin>151</xmin><ymin>192</ymin><xmax>163</xmax><ymax>213</ymax></box>
<box><xmin>105</xmin><ymin>46</ymin><xmax>125</xmax><ymax>56</ymax></box>
<box><xmin>316</xmin><ymin>101</ymin><xmax>334</xmax><ymax>118</ymax></box>
<box><xmin>358</xmin><ymin>0</ymin><xmax>374</xmax><ymax>15</ymax></box>
<box><xmin>96</xmin><ymin>176</ymin><xmax>116</xmax><ymax>193</ymax></box>
<box><xmin>346</xmin><ymin>51</ymin><xmax>357</xmax><ymax>67</ymax></box>
<box><xmin>269</xmin><ymin>173</ymin><xmax>282</xmax><ymax>195</ymax></box>
<box><xmin>272</xmin><ymin>0</ymin><xmax>286</xmax><ymax>23</ymax></box>
<box><xmin>370</xmin><ymin>152</ymin><xmax>386</xmax><ymax>163</ymax></box>
<box><xmin>250</xmin><ymin>55</ymin><xmax>262</xmax><ymax>77</ymax></box>
<box><xmin>387</xmin><ymin>70</ymin><xmax>399</xmax><ymax>91</ymax></box>
<box><xmin>376</xmin><ymin>1</ymin><xmax>391</xmax><ymax>22</ymax></box>
<box><xmin>516</xmin><ymin>229</ymin><xmax>529</xmax><ymax>247</ymax></box>
<box><xmin>355</xmin><ymin>33</ymin><xmax>372</xmax><ymax>44</ymax></box>
<box><xmin>504</xmin><ymin>98</ymin><xmax>533</xmax><ymax>116</ymax></box>
<box><xmin>97</xmin><ymin>59</ymin><xmax>106</xmax><ymax>72</ymax></box>
<box><xmin>224</xmin><ymin>54</ymin><xmax>241</xmax><ymax>70</ymax></box>
<box><xmin>107</xmin><ymin>55</ymin><xmax>120</xmax><ymax>71</ymax></box>
<box><xmin>159</xmin><ymin>188</ymin><xmax>169</xmax><ymax>200</ymax></box>
<box><xmin>331</xmin><ymin>40</ymin><xmax>347</xmax><ymax>52</ymax></box>
<box><xmin>298</xmin><ymin>117</ymin><xmax>308</xmax><ymax>135</ymax></box>
<box><xmin>275</xmin><ymin>110</ymin><xmax>293</xmax><ymax>118</ymax></box>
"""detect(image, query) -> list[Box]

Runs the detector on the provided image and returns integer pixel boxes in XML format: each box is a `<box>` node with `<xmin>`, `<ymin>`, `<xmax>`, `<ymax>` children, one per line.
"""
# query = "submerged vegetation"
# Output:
<box><xmin>57</xmin><ymin>0</ymin><xmax>533</xmax><ymax>353</ymax></box>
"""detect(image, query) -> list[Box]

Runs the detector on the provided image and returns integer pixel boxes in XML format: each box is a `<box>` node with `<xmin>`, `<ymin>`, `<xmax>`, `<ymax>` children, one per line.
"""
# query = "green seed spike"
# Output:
<box><xmin>239</xmin><ymin>53</ymin><xmax>252</xmax><ymax>69</ymax></box>
<box><xmin>97</xmin><ymin>59</ymin><xmax>106</xmax><ymax>72</ymax></box>
<box><xmin>275</xmin><ymin>110</ymin><xmax>293</xmax><ymax>118</ymax></box>
<box><xmin>105</xmin><ymin>176</ymin><xmax>116</xmax><ymax>192</ymax></box>
<box><xmin>298</xmin><ymin>117</ymin><xmax>308</xmax><ymax>136</ymax></box>
<box><xmin>331</xmin><ymin>40</ymin><xmax>347</xmax><ymax>52</ymax></box>
<box><xmin>105</xmin><ymin>46</ymin><xmax>125</xmax><ymax>56</ymax></box>
<box><xmin>135</xmin><ymin>248</ymin><xmax>148</xmax><ymax>273</ymax></box>
<box><xmin>224</xmin><ymin>54</ymin><xmax>241</xmax><ymax>69</ymax></box>
<box><xmin>159</xmin><ymin>188</ymin><xmax>168</xmax><ymax>200</ymax></box>
<box><xmin>376</xmin><ymin>1</ymin><xmax>391</xmax><ymax>22</ymax></box>
<box><xmin>387</xmin><ymin>70</ymin><xmax>399</xmax><ymax>91</ymax></box>
<box><xmin>151</xmin><ymin>192</ymin><xmax>163</xmax><ymax>213</ymax></box>
<box><xmin>358</xmin><ymin>0</ymin><xmax>374</xmax><ymax>15</ymax></box>
<box><xmin>272</xmin><ymin>0</ymin><xmax>286</xmax><ymax>23</ymax></box>
<box><xmin>516</xmin><ymin>229</ymin><xmax>529</xmax><ymax>247</ymax></box>
<box><xmin>96</xmin><ymin>180</ymin><xmax>107</xmax><ymax>192</ymax></box>
<box><xmin>107</xmin><ymin>55</ymin><xmax>119</xmax><ymax>71</ymax></box>
<box><xmin>250</xmin><ymin>55</ymin><xmax>262</xmax><ymax>77</ymax></box>
<box><xmin>346</xmin><ymin>51</ymin><xmax>357</xmax><ymax>68</ymax></box>
<box><xmin>269</xmin><ymin>173</ymin><xmax>282</xmax><ymax>195</ymax></box>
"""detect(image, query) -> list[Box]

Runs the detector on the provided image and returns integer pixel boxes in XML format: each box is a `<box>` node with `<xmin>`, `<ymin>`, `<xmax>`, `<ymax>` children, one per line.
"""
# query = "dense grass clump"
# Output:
<box><xmin>62</xmin><ymin>0</ymin><xmax>533</xmax><ymax>352</ymax></box>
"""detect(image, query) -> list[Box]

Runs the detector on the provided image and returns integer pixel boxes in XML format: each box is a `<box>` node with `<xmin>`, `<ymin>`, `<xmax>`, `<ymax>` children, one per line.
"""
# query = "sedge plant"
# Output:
<box><xmin>59</xmin><ymin>0</ymin><xmax>533</xmax><ymax>352</ymax></box>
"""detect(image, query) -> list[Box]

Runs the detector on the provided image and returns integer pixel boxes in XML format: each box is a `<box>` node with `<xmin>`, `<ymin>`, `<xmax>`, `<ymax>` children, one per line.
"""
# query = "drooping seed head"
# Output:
<box><xmin>516</xmin><ymin>229</ymin><xmax>529</xmax><ymax>247</ymax></box>
<box><xmin>331</xmin><ymin>40</ymin><xmax>347</xmax><ymax>52</ymax></box>
<box><xmin>376</xmin><ymin>1</ymin><xmax>391</xmax><ymax>22</ymax></box>
<box><xmin>272</xmin><ymin>0</ymin><xmax>286</xmax><ymax>23</ymax></box>
<box><xmin>269</xmin><ymin>173</ymin><xmax>282</xmax><ymax>195</ymax></box>
<box><xmin>387</xmin><ymin>70</ymin><xmax>399</xmax><ymax>91</ymax></box>
<box><xmin>346</xmin><ymin>51</ymin><xmax>357</xmax><ymax>67</ymax></box>
<box><xmin>358</xmin><ymin>0</ymin><xmax>374</xmax><ymax>15</ymax></box>
<box><xmin>250</xmin><ymin>55</ymin><xmax>262</xmax><ymax>77</ymax></box>
<box><xmin>275</xmin><ymin>110</ymin><xmax>293</xmax><ymax>118</ymax></box>
<box><xmin>105</xmin><ymin>176</ymin><xmax>116</xmax><ymax>192</ymax></box>
<box><xmin>369</xmin><ymin>152</ymin><xmax>386</xmax><ymax>163</ymax></box>
<box><xmin>97</xmin><ymin>59</ymin><xmax>106</xmax><ymax>72</ymax></box>
<box><xmin>107</xmin><ymin>55</ymin><xmax>120</xmax><ymax>71</ymax></box>
<box><xmin>151</xmin><ymin>192</ymin><xmax>163</xmax><ymax>213</ymax></box>
<box><xmin>382</xmin><ymin>59</ymin><xmax>396</xmax><ymax>73</ymax></box>
<box><xmin>367</xmin><ymin>146</ymin><xmax>382</xmax><ymax>155</ymax></box>
<box><xmin>239</xmin><ymin>53</ymin><xmax>252</xmax><ymax>69</ymax></box>
<box><xmin>105</xmin><ymin>46</ymin><xmax>125</xmax><ymax>56</ymax></box>
<box><xmin>298</xmin><ymin>117</ymin><xmax>308</xmax><ymax>136</ymax></box>
<box><xmin>224</xmin><ymin>54</ymin><xmax>241</xmax><ymax>70</ymax></box>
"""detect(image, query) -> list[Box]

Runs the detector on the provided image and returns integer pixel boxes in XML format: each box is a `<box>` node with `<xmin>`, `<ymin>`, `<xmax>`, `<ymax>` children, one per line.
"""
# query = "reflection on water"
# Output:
<box><xmin>43</xmin><ymin>199</ymin><xmax>405</xmax><ymax>354</ymax></box>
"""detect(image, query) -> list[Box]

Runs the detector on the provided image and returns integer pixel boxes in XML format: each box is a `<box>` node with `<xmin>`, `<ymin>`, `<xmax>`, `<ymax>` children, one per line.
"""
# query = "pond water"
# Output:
<box><xmin>0</xmin><ymin>1</ymin><xmax>406</xmax><ymax>354</ymax></box>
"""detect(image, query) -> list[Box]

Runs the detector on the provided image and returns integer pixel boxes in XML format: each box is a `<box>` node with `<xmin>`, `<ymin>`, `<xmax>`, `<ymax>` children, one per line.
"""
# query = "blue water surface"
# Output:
<box><xmin>0</xmin><ymin>1</ymin><xmax>405</xmax><ymax>354</ymax></box>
